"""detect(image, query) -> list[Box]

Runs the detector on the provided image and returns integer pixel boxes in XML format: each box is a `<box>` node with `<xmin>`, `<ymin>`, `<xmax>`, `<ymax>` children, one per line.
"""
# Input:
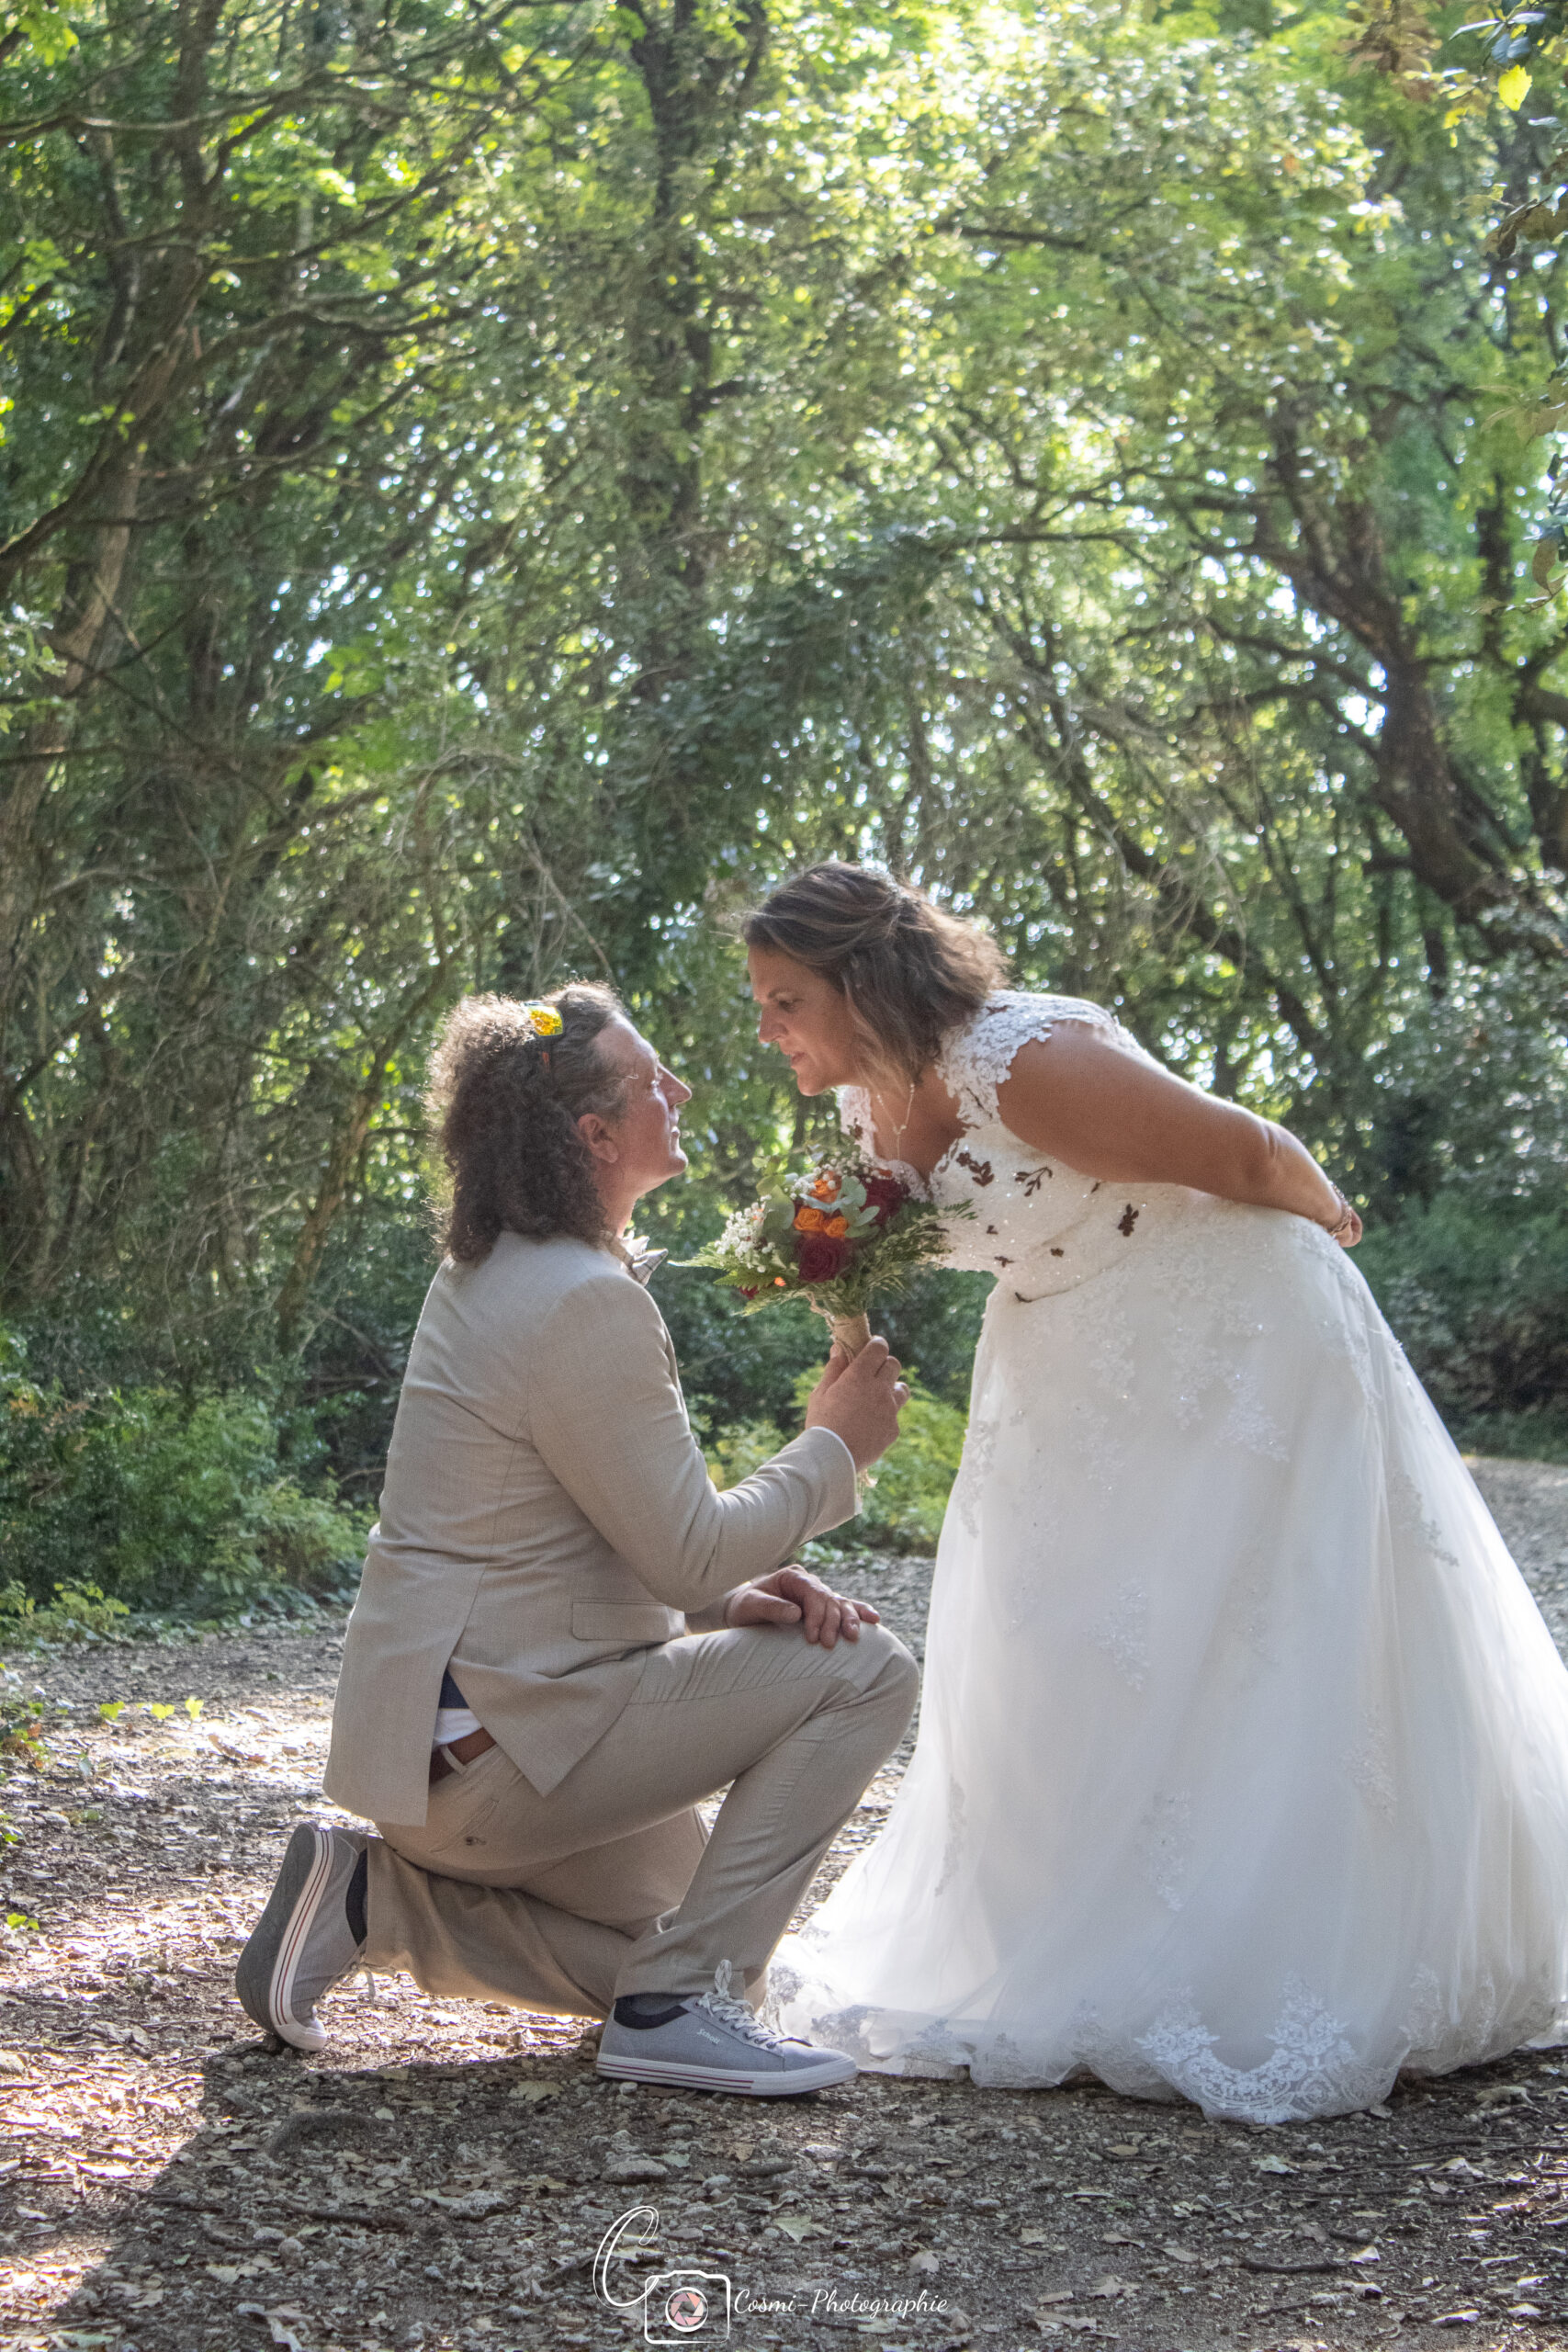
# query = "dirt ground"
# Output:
<box><xmin>3</xmin><ymin>1456</ymin><xmax>1568</xmax><ymax>2352</ymax></box>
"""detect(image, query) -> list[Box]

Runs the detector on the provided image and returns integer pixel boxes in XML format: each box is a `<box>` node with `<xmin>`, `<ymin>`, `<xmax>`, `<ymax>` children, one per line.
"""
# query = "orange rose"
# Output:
<box><xmin>811</xmin><ymin>1172</ymin><xmax>841</xmax><ymax>1202</ymax></box>
<box><xmin>824</xmin><ymin>1214</ymin><xmax>849</xmax><ymax>1238</ymax></box>
<box><xmin>794</xmin><ymin>1204</ymin><xmax>829</xmax><ymax>1233</ymax></box>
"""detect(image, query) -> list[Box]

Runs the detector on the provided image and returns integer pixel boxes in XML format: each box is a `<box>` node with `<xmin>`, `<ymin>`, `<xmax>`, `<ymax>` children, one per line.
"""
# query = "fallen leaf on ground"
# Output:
<box><xmin>773</xmin><ymin>2214</ymin><xmax>826</xmax><ymax>2242</ymax></box>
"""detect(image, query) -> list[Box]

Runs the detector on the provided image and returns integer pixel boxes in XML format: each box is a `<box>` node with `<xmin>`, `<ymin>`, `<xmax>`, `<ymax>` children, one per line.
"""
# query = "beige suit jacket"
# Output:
<box><xmin>323</xmin><ymin>1233</ymin><xmax>858</xmax><ymax>1827</ymax></box>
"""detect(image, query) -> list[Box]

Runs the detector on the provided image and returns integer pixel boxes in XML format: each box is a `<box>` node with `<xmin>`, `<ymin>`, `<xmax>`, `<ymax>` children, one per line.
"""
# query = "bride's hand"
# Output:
<box><xmin>725</xmin><ymin>1565</ymin><xmax>882</xmax><ymax>1647</ymax></box>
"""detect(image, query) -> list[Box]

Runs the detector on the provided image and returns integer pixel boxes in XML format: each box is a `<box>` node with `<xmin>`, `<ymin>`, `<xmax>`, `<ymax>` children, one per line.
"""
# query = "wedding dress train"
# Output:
<box><xmin>771</xmin><ymin>994</ymin><xmax>1568</xmax><ymax>2122</ymax></box>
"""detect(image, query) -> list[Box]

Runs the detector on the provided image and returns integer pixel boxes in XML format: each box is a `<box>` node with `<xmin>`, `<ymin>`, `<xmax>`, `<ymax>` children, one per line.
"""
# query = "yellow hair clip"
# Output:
<box><xmin>525</xmin><ymin>1002</ymin><xmax>564</xmax><ymax>1038</ymax></box>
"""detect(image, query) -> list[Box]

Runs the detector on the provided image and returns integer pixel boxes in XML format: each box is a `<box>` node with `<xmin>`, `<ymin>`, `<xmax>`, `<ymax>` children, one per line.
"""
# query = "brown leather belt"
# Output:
<box><xmin>429</xmin><ymin>1726</ymin><xmax>496</xmax><ymax>1784</ymax></box>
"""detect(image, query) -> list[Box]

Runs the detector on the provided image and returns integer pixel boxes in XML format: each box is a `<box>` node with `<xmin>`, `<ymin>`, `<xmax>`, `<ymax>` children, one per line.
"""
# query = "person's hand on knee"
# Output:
<box><xmin>724</xmin><ymin>1565</ymin><xmax>881</xmax><ymax>1648</ymax></box>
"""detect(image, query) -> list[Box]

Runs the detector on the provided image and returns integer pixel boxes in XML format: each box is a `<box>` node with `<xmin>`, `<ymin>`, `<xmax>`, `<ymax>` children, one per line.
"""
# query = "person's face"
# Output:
<box><xmin>749</xmin><ymin>944</ymin><xmax>861</xmax><ymax>1095</ymax></box>
<box><xmin>585</xmin><ymin>1018</ymin><xmax>692</xmax><ymax>1203</ymax></box>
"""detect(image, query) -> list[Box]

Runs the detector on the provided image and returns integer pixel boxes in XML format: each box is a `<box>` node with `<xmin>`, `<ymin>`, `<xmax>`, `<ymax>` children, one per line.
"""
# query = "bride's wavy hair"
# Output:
<box><xmin>425</xmin><ymin>986</ymin><xmax>630</xmax><ymax>1261</ymax></box>
<box><xmin>742</xmin><ymin>863</ymin><xmax>1008</xmax><ymax>1089</ymax></box>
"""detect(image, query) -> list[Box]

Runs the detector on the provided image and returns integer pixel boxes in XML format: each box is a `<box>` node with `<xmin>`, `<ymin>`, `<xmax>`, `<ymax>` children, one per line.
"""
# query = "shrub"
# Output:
<box><xmin>705</xmin><ymin>1371</ymin><xmax>968</xmax><ymax>1553</ymax></box>
<box><xmin>1347</xmin><ymin>956</ymin><xmax>1568</xmax><ymax>1459</ymax></box>
<box><xmin>703</xmin><ymin>1419</ymin><xmax>787</xmax><ymax>1493</ymax></box>
<box><xmin>843</xmin><ymin>1374</ymin><xmax>968</xmax><ymax>1550</ymax></box>
<box><xmin>0</xmin><ymin>1344</ymin><xmax>370</xmax><ymax>1620</ymax></box>
<box><xmin>0</xmin><ymin>1581</ymin><xmax>130</xmax><ymax>1646</ymax></box>
<box><xmin>1358</xmin><ymin>1196</ymin><xmax>1568</xmax><ymax>1463</ymax></box>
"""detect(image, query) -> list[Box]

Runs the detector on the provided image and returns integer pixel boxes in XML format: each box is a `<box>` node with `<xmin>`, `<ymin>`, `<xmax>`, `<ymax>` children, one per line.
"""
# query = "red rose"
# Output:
<box><xmin>862</xmin><ymin>1173</ymin><xmax>906</xmax><ymax>1226</ymax></box>
<box><xmin>796</xmin><ymin>1232</ymin><xmax>852</xmax><ymax>1283</ymax></box>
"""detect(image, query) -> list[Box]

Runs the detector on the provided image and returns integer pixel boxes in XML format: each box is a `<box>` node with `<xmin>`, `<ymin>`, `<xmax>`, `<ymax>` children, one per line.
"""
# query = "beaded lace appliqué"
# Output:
<box><xmin>1090</xmin><ymin>1578</ymin><xmax>1151</xmax><ymax>1691</ymax></box>
<box><xmin>934</xmin><ymin>993</ymin><xmax>1106</xmax><ymax>1126</ymax></box>
<box><xmin>1135</xmin><ymin>1978</ymin><xmax>1392</xmax><ymax>2125</ymax></box>
<box><xmin>1136</xmin><ymin>1790</ymin><xmax>1196</xmax><ymax>1912</ymax></box>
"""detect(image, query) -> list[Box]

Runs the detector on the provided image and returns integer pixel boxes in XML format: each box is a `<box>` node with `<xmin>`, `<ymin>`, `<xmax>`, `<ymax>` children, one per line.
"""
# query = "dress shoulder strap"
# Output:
<box><xmin>935</xmin><ymin>990</ymin><xmax>1119</xmax><ymax>1126</ymax></box>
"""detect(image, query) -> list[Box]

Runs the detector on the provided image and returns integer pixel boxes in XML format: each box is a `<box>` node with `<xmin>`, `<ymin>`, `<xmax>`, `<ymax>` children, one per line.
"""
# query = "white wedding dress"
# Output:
<box><xmin>772</xmin><ymin>993</ymin><xmax>1568</xmax><ymax>2122</ymax></box>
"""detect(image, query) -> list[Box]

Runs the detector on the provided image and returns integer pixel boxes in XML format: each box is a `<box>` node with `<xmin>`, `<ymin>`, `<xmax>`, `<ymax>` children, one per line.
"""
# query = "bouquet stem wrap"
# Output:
<box><xmin>821</xmin><ymin>1307</ymin><xmax>873</xmax><ymax>1358</ymax></box>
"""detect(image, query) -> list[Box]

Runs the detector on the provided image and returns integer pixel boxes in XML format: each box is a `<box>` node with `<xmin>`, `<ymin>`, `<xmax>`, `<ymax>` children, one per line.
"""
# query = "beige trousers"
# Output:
<box><xmin>364</xmin><ymin>1621</ymin><xmax>918</xmax><ymax>2018</ymax></box>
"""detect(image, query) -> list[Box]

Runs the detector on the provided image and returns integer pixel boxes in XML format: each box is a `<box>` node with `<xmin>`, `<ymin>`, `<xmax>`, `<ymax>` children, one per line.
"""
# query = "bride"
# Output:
<box><xmin>745</xmin><ymin>860</ymin><xmax>1568</xmax><ymax>2124</ymax></box>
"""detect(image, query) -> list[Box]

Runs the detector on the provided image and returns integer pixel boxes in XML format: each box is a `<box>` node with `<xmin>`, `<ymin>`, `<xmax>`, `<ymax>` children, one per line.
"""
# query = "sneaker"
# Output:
<box><xmin>235</xmin><ymin>1824</ymin><xmax>368</xmax><ymax>2052</ymax></box>
<box><xmin>596</xmin><ymin>1964</ymin><xmax>857</xmax><ymax>2097</ymax></box>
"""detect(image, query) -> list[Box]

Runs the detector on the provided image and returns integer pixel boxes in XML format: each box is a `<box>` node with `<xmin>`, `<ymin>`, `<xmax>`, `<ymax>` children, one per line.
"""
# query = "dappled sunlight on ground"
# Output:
<box><xmin>0</xmin><ymin>1464</ymin><xmax>1565</xmax><ymax>2352</ymax></box>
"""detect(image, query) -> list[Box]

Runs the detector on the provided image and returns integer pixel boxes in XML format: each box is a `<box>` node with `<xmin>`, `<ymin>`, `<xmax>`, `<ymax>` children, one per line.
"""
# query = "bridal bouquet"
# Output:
<box><xmin>689</xmin><ymin>1148</ymin><xmax>955</xmax><ymax>1356</ymax></box>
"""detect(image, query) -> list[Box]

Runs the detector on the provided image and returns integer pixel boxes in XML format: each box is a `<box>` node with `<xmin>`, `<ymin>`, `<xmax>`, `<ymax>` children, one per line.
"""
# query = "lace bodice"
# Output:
<box><xmin>838</xmin><ymin>991</ymin><xmax>1184</xmax><ymax>1297</ymax></box>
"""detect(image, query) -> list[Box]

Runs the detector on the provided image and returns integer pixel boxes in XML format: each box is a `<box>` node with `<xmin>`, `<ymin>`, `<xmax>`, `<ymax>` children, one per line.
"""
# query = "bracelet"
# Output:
<box><xmin>1324</xmin><ymin>1185</ymin><xmax>1358</xmax><ymax>1239</ymax></box>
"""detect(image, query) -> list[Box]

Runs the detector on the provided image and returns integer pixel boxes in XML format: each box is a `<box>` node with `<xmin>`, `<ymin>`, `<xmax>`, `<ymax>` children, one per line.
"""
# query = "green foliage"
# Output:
<box><xmin>9</xmin><ymin>0</ymin><xmax>77</xmax><ymax>62</ymax></box>
<box><xmin>6</xmin><ymin>0</ymin><xmax>1566</xmax><ymax>1376</ymax></box>
<box><xmin>1359</xmin><ymin>1200</ymin><xmax>1568</xmax><ymax>1459</ymax></box>
<box><xmin>843</xmin><ymin>1376</ymin><xmax>969</xmax><ymax>1554</ymax></box>
<box><xmin>702</xmin><ymin>1419</ymin><xmax>787</xmax><ymax>1495</ymax></box>
<box><xmin>0</xmin><ymin>1687</ymin><xmax>53</xmax><ymax>1766</ymax></box>
<box><xmin>0</xmin><ymin>0</ymin><xmax>1562</xmax><ymax>1579</ymax></box>
<box><xmin>0</xmin><ymin>1346</ymin><xmax>370</xmax><ymax>1620</ymax></box>
<box><xmin>659</xmin><ymin>1252</ymin><xmax>990</xmax><ymax>1432</ymax></box>
<box><xmin>1348</xmin><ymin>956</ymin><xmax>1568</xmax><ymax>1456</ymax></box>
<box><xmin>705</xmin><ymin>1371</ymin><xmax>968</xmax><ymax>1554</ymax></box>
<box><xmin>0</xmin><ymin>1579</ymin><xmax>129</xmax><ymax>1647</ymax></box>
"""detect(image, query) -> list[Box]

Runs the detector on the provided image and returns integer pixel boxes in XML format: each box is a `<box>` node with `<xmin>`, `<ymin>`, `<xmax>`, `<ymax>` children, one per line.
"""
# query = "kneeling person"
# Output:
<box><xmin>237</xmin><ymin>986</ymin><xmax>916</xmax><ymax>2097</ymax></box>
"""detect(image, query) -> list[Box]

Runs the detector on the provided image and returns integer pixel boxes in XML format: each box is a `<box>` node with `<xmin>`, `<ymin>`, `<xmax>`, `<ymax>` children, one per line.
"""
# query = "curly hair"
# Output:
<box><xmin>742</xmin><ymin>862</ymin><xmax>1008</xmax><ymax>1090</ymax></box>
<box><xmin>424</xmin><ymin>985</ymin><xmax>630</xmax><ymax>1262</ymax></box>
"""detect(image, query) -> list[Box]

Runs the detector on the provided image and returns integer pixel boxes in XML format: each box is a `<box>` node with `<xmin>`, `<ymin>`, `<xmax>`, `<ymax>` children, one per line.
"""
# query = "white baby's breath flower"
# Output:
<box><xmin>718</xmin><ymin>1204</ymin><xmax>764</xmax><ymax>1257</ymax></box>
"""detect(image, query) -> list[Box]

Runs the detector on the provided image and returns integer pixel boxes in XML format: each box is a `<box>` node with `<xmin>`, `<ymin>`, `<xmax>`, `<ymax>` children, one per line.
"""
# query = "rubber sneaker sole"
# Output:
<box><xmin>595</xmin><ymin>2044</ymin><xmax>856</xmax><ymax>2097</ymax></box>
<box><xmin>235</xmin><ymin>1824</ymin><xmax>338</xmax><ymax>2052</ymax></box>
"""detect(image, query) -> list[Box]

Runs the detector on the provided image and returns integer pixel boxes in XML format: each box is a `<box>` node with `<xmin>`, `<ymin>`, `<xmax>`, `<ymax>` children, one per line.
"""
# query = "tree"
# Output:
<box><xmin>2</xmin><ymin>0</ymin><xmax>1562</xmax><ymax>1437</ymax></box>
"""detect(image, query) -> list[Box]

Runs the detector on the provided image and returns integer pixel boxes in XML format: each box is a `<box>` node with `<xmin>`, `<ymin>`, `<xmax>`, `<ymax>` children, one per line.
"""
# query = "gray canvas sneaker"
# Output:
<box><xmin>596</xmin><ymin>1964</ymin><xmax>857</xmax><ymax>2097</ymax></box>
<box><xmin>236</xmin><ymin>1824</ymin><xmax>368</xmax><ymax>2052</ymax></box>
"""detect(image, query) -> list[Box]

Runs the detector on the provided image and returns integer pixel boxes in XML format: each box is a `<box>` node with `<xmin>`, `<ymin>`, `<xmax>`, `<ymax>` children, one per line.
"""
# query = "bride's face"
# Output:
<box><xmin>749</xmin><ymin>945</ymin><xmax>861</xmax><ymax>1094</ymax></box>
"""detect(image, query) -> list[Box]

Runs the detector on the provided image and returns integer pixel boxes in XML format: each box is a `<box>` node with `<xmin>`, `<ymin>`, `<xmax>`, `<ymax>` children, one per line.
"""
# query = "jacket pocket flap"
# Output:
<box><xmin>570</xmin><ymin>1601</ymin><xmax>678</xmax><ymax>1644</ymax></box>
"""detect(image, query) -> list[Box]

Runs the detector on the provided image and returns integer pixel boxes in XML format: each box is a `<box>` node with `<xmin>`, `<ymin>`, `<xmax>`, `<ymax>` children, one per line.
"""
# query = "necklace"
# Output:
<box><xmin>876</xmin><ymin>1077</ymin><xmax>917</xmax><ymax>1166</ymax></box>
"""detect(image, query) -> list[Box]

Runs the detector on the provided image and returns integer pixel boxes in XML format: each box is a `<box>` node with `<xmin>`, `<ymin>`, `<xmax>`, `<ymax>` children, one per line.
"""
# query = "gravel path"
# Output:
<box><xmin>3</xmin><ymin>1459</ymin><xmax>1568</xmax><ymax>2352</ymax></box>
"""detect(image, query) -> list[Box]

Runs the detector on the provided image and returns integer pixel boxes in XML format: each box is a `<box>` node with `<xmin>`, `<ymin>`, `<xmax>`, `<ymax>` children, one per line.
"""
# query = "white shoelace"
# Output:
<box><xmin>694</xmin><ymin>1959</ymin><xmax>799</xmax><ymax>2051</ymax></box>
<box><xmin>694</xmin><ymin>1987</ymin><xmax>799</xmax><ymax>2050</ymax></box>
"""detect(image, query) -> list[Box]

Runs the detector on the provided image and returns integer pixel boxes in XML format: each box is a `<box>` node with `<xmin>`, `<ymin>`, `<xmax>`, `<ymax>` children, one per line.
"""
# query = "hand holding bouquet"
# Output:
<box><xmin>690</xmin><ymin>1147</ymin><xmax>957</xmax><ymax>1356</ymax></box>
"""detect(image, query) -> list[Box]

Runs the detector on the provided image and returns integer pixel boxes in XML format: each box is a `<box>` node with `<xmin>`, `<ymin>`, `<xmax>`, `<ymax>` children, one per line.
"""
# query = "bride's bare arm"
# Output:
<box><xmin>995</xmin><ymin>1021</ymin><xmax>1360</xmax><ymax>1242</ymax></box>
